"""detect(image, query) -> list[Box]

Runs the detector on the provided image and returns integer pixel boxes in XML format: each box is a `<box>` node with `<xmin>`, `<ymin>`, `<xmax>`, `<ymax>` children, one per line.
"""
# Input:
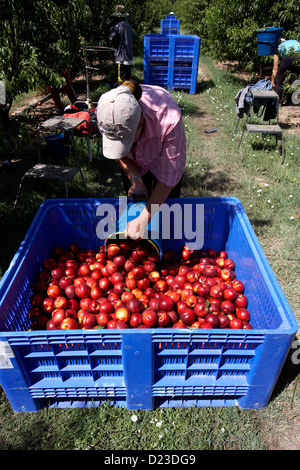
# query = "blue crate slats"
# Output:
<box><xmin>160</xmin><ymin>14</ymin><xmax>180</xmax><ymax>35</ymax></box>
<box><xmin>161</xmin><ymin>19</ymin><xmax>180</xmax><ymax>35</ymax></box>
<box><xmin>144</xmin><ymin>34</ymin><xmax>200</xmax><ymax>66</ymax></box>
<box><xmin>144</xmin><ymin>66</ymin><xmax>199</xmax><ymax>95</ymax></box>
<box><xmin>144</xmin><ymin>34</ymin><xmax>201</xmax><ymax>94</ymax></box>
<box><xmin>0</xmin><ymin>197</ymin><xmax>298</xmax><ymax>411</ymax></box>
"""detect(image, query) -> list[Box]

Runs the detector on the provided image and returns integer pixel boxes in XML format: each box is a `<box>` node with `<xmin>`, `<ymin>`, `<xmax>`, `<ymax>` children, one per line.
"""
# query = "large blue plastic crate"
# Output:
<box><xmin>0</xmin><ymin>197</ymin><xmax>298</xmax><ymax>412</ymax></box>
<box><xmin>160</xmin><ymin>18</ymin><xmax>180</xmax><ymax>35</ymax></box>
<box><xmin>144</xmin><ymin>34</ymin><xmax>200</xmax><ymax>66</ymax></box>
<box><xmin>144</xmin><ymin>34</ymin><xmax>200</xmax><ymax>94</ymax></box>
<box><xmin>144</xmin><ymin>64</ymin><xmax>198</xmax><ymax>94</ymax></box>
<box><xmin>144</xmin><ymin>34</ymin><xmax>170</xmax><ymax>64</ymax></box>
<box><xmin>144</xmin><ymin>65</ymin><xmax>170</xmax><ymax>87</ymax></box>
<box><xmin>173</xmin><ymin>66</ymin><xmax>199</xmax><ymax>94</ymax></box>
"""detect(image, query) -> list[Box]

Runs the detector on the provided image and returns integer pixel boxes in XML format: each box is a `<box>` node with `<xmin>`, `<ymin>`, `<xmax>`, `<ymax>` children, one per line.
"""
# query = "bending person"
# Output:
<box><xmin>96</xmin><ymin>80</ymin><xmax>186</xmax><ymax>240</ymax></box>
<box><xmin>272</xmin><ymin>39</ymin><xmax>300</xmax><ymax>102</ymax></box>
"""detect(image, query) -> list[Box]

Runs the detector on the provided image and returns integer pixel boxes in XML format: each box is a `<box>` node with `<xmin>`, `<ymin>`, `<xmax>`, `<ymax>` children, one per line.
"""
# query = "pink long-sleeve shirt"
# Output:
<box><xmin>126</xmin><ymin>85</ymin><xmax>186</xmax><ymax>187</ymax></box>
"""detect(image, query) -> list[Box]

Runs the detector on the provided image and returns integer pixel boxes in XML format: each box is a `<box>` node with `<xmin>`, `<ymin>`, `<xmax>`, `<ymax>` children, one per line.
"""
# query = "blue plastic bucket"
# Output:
<box><xmin>45</xmin><ymin>133</ymin><xmax>70</xmax><ymax>158</ymax></box>
<box><xmin>256</xmin><ymin>27</ymin><xmax>284</xmax><ymax>56</ymax></box>
<box><xmin>105</xmin><ymin>201</ymin><xmax>162</xmax><ymax>259</ymax></box>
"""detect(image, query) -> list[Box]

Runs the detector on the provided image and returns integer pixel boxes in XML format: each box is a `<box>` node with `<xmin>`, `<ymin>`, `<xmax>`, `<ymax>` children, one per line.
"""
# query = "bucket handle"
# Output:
<box><xmin>257</xmin><ymin>40</ymin><xmax>280</xmax><ymax>45</ymax></box>
<box><xmin>257</xmin><ymin>39</ymin><xmax>280</xmax><ymax>56</ymax></box>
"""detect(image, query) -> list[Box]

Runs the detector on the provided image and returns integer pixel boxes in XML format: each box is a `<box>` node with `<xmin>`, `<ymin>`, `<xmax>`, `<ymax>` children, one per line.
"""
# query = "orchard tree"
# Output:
<box><xmin>0</xmin><ymin>0</ymin><xmax>172</xmax><ymax>159</ymax></box>
<box><xmin>0</xmin><ymin>0</ymin><xmax>173</xmax><ymax>112</ymax></box>
<box><xmin>172</xmin><ymin>0</ymin><xmax>208</xmax><ymax>37</ymax></box>
<box><xmin>85</xmin><ymin>0</ymin><xmax>174</xmax><ymax>51</ymax></box>
<box><xmin>172</xmin><ymin>0</ymin><xmax>300</xmax><ymax>72</ymax></box>
<box><xmin>0</xmin><ymin>0</ymin><xmax>91</xmax><ymax>160</ymax></box>
<box><xmin>0</xmin><ymin>0</ymin><xmax>91</xmax><ymax>113</ymax></box>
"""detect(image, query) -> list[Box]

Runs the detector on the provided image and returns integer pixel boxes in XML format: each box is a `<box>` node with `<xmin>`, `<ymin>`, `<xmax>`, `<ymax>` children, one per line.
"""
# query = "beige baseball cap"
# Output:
<box><xmin>97</xmin><ymin>86</ymin><xmax>141</xmax><ymax>160</ymax></box>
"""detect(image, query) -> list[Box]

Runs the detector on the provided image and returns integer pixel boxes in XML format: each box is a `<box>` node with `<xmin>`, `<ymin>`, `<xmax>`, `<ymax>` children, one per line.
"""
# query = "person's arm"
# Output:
<box><xmin>272</xmin><ymin>54</ymin><xmax>279</xmax><ymax>87</ymax></box>
<box><xmin>109</xmin><ymin>24</ymin><xmax>120</xmax><ymax>46</ymax></box>
<box><xmin>117</xmin><ymin>156</ymin><xmax>149</xmax><ymax>201</ymax></box>
<box><xmin>124</xmin><ymin>181</ymin><xmax>173</xmax><ymax>240</ymax></box>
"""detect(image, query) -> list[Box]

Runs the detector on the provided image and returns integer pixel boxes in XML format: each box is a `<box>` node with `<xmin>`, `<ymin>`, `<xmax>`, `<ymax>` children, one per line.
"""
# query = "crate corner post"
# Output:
<box><xmin>239</xmin><ymin>333</ymin><xmax>296</xmax><ymax>409</ymax></box>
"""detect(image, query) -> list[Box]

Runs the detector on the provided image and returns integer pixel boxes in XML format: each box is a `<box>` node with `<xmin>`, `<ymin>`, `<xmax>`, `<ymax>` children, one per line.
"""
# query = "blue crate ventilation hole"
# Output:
<box><xmin>144</xmin><ymin>34</ymin><xmax>201</xmax><ymax>94</ymax></box>
<box><xmin>0</xmin><ymin>197</ymin><xmax>298</xmax><ymax>412</ymax></box>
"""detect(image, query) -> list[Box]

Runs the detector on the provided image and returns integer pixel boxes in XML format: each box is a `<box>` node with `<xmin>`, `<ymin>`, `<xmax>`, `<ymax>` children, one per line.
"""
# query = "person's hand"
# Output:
<box><xmin>128</xmin><ymin>178</ymin><xmax>149</xmax><ymax>202</ymax></box>
<box><xmin>124</xmin><ymin>210</ymin><xmax>150</xmax><ymax>240</ymax></box>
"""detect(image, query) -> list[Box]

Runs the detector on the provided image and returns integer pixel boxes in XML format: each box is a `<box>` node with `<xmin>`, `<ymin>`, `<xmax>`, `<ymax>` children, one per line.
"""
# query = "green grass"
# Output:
<box><xmin>0</xmin><ymin>397</ymin><xmax>266</xmax><ymax>450</ymax></box>
<box><xmin>0</xmin><ymin>54</ymin><xmax>299</xmax><ymax>451</ymax></box>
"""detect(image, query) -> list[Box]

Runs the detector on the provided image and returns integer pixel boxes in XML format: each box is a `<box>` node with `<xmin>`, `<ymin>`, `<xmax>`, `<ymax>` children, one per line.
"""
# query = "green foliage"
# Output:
<box><xmin>173</xmin><ymin>0</ymin><xmax>300</xmax><ymax>75</ymax></box>
<box><xmin>172</xmin><ymin>0</ymin><xmax>208</xmax><ymax>37</ymax></box>
<box><xmin>0</xmin><ymin>107</ymin><xmax>32</xmax><ymax>160</ymax></box>
<box><xmin>226</xmin><ymin>18</ymin><xmax>261</xmax><ymax>72</ymax></box>
<box><xmin>125</xmin><ymin>0</ymin><xmax>175</xmax><ymax>52</ymax></box>
<box><xmin>0</xmin><ymin>0</ymin><xmax>174</xmax><ymax>110</ymax></box>
<box><xmin>1</xmin><ymin>0</ymin><xmax>299</xmax><ymax>111</ymax></box>
<box><xmin>279</xmin><ymin>0</ymin><xmax>300</xmax><ymax>36</ymax></box>
<box><xmin>0</xmin><ymin>0</ymin><xmax>91</xmax><ymax>108</ymax></box>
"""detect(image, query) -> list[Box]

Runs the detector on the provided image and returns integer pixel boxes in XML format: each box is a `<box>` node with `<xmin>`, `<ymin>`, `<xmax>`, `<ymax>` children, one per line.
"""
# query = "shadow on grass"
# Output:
<box><xmin>269</xmin><ymin>343</ymin><xmax>300</xmax><ymax>406</ymax></box>
<box><xmin>250</xmin><ymin>217</ymin><xmax>273</xmax><ymax>228</ymax></box>
<box><xmin>197</xmin><ymin>78</ymin><xmax>216</xmax><ymax>94</ymax></box>
<box><xmin>248</xmin><ymin>137</ymin><xmax>283</xmax><ymax>151</ymax></box>
<box><xmin>181</xmin><ymin>165</ymin><xmax>237</xmax><ymax>197</ymax></box>
<box><xmin>88</xmin><ymin>155</ymin><xmax>126</xmax><ymax>198</ymax></box>
<box><xmin>181</xmin><ymin>104</ymin><xmax>208</xmax><ymax>119</ymax></box>
<box><xmin>279</xmin><ymin>122</ymin><xmax>298</xmax><ymax>132</ymax></box>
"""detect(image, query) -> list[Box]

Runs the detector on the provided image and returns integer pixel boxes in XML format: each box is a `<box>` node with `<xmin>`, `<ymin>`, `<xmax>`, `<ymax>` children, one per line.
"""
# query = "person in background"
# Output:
<box><xmin>109</xmin><ymin>5</ymin><xmax>133</xmax><ymax>83</ymax></box>
<box><xmin>272</xmin><ymin>38</ymin><xmax>300</xmax><ymax>102</ymax></box>
<box><xmin>96</xmin><ymin>80</ymin><xmax>186</xmax><ymax>240</ymax></box>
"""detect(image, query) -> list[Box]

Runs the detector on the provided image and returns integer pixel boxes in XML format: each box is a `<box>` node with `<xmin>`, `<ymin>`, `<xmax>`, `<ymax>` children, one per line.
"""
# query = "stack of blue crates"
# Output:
<box><xmin>144</xmin><ymin>33</ymin><xmax>201</xmax><ymax>94</ymax></box>
<box><xmin>160</xmin><ymin>14</ymin><xmax>180</xmax><ymax>35</ymax></box>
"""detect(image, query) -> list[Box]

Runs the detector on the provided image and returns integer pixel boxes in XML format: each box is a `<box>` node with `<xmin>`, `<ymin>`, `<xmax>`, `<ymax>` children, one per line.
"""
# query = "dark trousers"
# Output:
<box><xmin>116</xmin><ymin>63</ymin><xmax>131</xmax><ymax>82</ymax></box>
<box><xmin>121</xmin><ymin>170</ymin><xmax>182</xmax><ymax>201</ymax></box>
<box><xmin>275</xmin><ymin>55</ymin><xmax>299</xmax><ymax>101</ymax></box>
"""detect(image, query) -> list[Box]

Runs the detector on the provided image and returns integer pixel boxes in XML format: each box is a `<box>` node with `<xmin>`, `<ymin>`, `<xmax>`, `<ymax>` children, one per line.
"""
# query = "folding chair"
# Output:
<box><xmin>236</xmin><ymin>88</ymin><xmax>284</xmax><ymax>164</ymax></box>
<box><xmin>13</xmin><ymin>116</ymin><xmax>88</xmax><ymax>209</ymax></box>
